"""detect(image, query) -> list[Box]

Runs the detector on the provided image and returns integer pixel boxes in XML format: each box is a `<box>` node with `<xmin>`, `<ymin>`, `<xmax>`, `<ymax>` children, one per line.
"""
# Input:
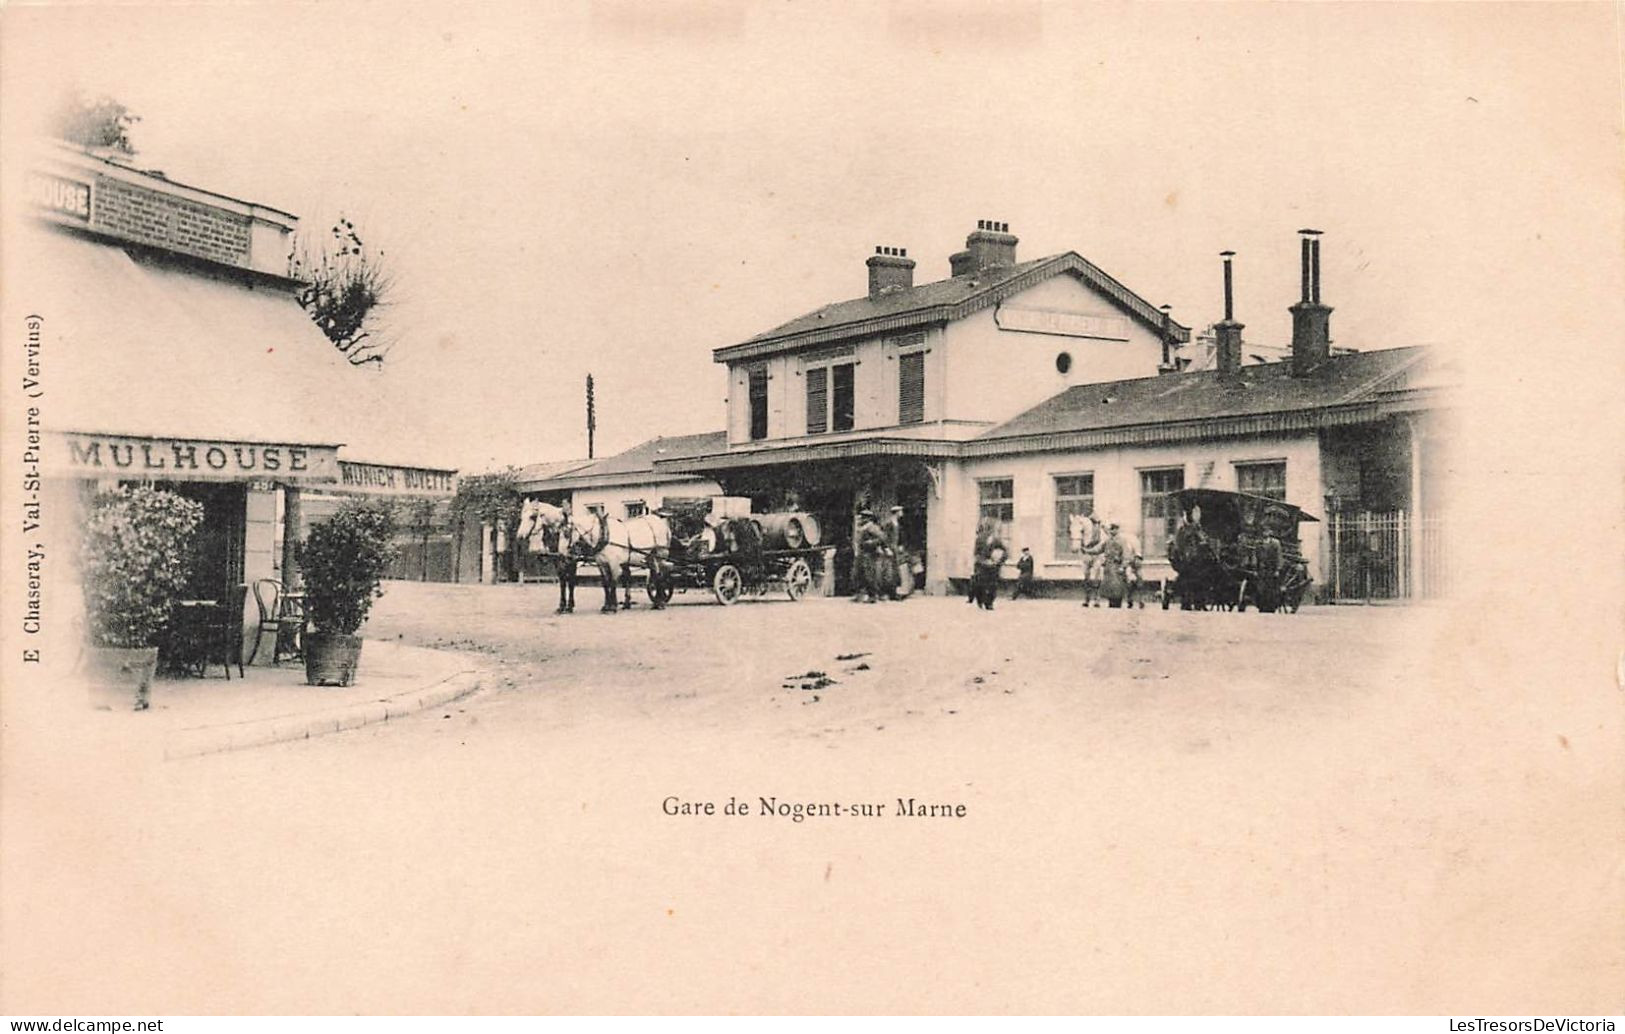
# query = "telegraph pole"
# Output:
<box><xmin>586</xmin><ymin>373</ymin><xmax>596</xmax><ymax>459</ymax></box>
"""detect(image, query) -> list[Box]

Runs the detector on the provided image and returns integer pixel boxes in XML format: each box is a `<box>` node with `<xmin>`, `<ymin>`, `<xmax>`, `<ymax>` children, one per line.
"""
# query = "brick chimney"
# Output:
<box><xmin>1214</xmin><ymin>251</ymin><xmax>1244</xmax><ymax>384</ymax></box>
<box><xmin>1290</xmin><ymin>229</ymin><xmax>1333</xmax><ymax>375</ymax></box>
<box><xmin>1157</xmin><ymin>304</ymin><xmax>1179</xmax><ymax>375</ymax></box>
<box><xmin>956</xmin><ymin>219</ymin><xmax>1017</xmax><ymax>275</ymax></box>
<box><xmin>867</xmin><ymin>245</ymin><xmax>916</xmax><ymax>299</ymax></box>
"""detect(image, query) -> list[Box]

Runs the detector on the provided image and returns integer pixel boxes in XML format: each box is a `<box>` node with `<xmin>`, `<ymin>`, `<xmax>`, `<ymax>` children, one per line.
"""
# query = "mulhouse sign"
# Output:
<box><xmin>49</xmin><ymin>432</ymin><xmax>340</xmax><ymax>484</ymax></box>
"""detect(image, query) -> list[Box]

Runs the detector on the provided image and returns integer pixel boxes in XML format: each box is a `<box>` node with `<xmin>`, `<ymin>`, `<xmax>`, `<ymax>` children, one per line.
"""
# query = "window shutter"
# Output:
<box><xmin>832</xmin><ymin>363</ymin><xmax>855</xmax><ymax>432</ymax></box>
<box><xmin>898</xmin><ymin>352</ymin><xmax>925</xmax><ymax>424</ymax></box>
<box><xmin>805</xmin><ymin>367</ymin><xmax>827</xmax><ymax>434</ymax></box>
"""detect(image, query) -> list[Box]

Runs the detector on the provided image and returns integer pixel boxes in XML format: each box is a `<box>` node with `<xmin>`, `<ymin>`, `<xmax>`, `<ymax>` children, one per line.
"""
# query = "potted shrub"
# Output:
<box><xmin>296</xmin><ymin>500</ymin><xmax>398</xmax><ymax>686</ymax></box>
<box><xmin>79</xmin><ymin>485</ymin><xmax>204</xmax><ymax>710</ymax></box>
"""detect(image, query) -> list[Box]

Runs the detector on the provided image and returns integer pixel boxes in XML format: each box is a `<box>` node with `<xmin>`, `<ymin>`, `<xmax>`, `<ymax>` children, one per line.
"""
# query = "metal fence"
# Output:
<box><xmin>1325</xmin><ymin>510</ymin><xmax>1455</xmax><ymax>602</ymax></box>
<box><xmin>1419</xmin><ymin>515</ymin><xmax>1453</xmax><ymax>599</ymax></box>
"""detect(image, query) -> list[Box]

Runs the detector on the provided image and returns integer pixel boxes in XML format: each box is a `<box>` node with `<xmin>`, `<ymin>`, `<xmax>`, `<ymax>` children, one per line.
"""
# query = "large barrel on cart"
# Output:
<box><xmin>650</xmin><ymin>500</ymin><xmax>823</xmax><ymax>607</ymax></box>
<box><xmin>753</xmin><ymin>511</ymin><xmax>822</xmax><ymax>551</ymax></box>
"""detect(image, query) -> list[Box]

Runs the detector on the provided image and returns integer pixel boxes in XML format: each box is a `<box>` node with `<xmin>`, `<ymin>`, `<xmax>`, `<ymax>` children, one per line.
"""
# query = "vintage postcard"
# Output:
<box><xmin>1</xmin><ymin>0</ymin><xmax>1620</xmax><ymax>1018</ymax></box>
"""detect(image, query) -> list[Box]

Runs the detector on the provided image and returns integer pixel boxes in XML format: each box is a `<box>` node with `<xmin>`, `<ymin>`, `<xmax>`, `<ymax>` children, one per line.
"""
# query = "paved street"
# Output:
<box><xmin>4</xmin><ymin>581</ymin><xmax>1619</xmax><ymax>1014</ymax></box>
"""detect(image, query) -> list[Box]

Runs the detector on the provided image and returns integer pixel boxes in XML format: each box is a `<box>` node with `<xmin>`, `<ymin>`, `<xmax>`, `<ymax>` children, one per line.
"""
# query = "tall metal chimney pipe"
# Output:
<box><xmin>1290</xmin><ymin>231</ymin><xmax>1332</xmax><ymax>376</ymax></box>
<box><xmin>1221</xmin><ymin>251</ymin><xmax>1235</xmax><ymax>322</ymax></box>
<box><xmin>1299</xmin><ymin>234</ymin><xmax>1312</xmax><ymax>303</ymax></box>
<box><xmin>1311</xmin><ymin>238</ymin><xmax>1322</xmax><ymax>304</ymax></box>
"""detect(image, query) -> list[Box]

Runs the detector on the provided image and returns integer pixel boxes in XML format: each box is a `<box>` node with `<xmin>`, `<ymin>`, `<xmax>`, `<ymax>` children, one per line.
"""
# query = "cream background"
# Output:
<box><xmin>1</xmin><ymin>0</ymin><xmax>1620</xmax><ymax>1016</ymax></box>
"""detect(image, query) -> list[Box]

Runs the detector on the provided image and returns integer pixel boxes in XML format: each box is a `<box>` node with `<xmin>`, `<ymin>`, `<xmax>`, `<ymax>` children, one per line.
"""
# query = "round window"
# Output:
<box><xmin>1055</xmin><ymin>352</ymin><xmax>1073</xmax><ymax>374</ymax></box>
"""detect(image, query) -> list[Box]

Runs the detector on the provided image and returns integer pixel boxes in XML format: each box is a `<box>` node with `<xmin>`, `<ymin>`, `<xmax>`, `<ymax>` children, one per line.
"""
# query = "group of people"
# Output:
<box><xmin>967</xmin><ymin>513</ymin><xmax>1145</xmax><ymax>610</ymax></box>
<box><xmin>851</xmin><ymin>505</ymin><xmax>911</xmax><ymax>603</ymax></box>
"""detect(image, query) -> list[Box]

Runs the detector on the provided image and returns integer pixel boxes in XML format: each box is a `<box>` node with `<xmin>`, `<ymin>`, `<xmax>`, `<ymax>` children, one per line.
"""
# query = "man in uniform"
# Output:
<box><xmin>1099</xmin><ymin>521</ymin><xmax>1145</xmax><ymax>608</ymax></box>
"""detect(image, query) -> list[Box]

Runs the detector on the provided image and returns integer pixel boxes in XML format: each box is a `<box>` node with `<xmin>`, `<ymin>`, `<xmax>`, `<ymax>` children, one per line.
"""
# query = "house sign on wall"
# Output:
<box><xmin>995</xmin><ymin>304</ymin><xmax>1130</xmax><ymax>342</ymax></box>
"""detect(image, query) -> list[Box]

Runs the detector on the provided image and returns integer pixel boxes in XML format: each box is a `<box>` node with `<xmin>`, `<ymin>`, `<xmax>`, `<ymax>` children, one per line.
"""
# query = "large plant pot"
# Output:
<box><xmin>85</xmin><ymin>646</ymin><xmax>159</xmax><ymax>711</ymax></box>
<box><xmin>304</xmin><ymin>632</ymin><xmax>363</xmax><ymax>687</ymax></box>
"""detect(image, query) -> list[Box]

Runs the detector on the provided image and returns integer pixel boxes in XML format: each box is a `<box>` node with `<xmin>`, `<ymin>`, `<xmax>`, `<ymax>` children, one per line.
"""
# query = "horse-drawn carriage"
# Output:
<box><xmin>1162</xmin><ymin>488</ymin><xmax>1317</xmax><ymax>613</ymax></box>
<box><xmin>517</xmin><ymin>497</ymin><xmax>824</xmax><ymax>611</ymax></box>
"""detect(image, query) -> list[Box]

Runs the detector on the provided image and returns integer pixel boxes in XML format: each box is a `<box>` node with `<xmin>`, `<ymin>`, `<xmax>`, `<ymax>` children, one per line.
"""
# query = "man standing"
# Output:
<box><xmin>1011</xmin><ymin>546</ymin><xmax>1036</xmax><ymax>599</ymax></box>
<box><xmin>1120</xmin><ymin>522</ymin><xmax>1145</xmax><ymax>607</ymax></box>
<box><xmin>1099</xmin><ymin>521</ymin><xmax>1144</xmax><ymax>608</ymax></box>
<box><xmin>971</xmin><ymin>518</ymin><xmax>1007</xmax><ymax>610</ymax></box>
<box><xmin>853</xmin><ymin>508</ymin><xmax>886</xmax><ymax>604</ymax></box>
<box><xmin>882</xmin><ymin>504</ymin><xmax>906</xmax><ymax>600</ymax></box>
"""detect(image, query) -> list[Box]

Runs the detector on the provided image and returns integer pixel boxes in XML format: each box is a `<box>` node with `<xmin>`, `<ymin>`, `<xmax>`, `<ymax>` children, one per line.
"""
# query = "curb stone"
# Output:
<box><xmin>162</xmin><ymin>669</ymin><xmax>488</xmax><ymax>761</ymax></box>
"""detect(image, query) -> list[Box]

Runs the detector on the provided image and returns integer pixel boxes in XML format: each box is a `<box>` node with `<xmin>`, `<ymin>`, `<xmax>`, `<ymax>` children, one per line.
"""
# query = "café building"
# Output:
<box><xmin>11</xmin><ymin>140</ymin><xmax>455</xmax><ymax>665</ymax></box>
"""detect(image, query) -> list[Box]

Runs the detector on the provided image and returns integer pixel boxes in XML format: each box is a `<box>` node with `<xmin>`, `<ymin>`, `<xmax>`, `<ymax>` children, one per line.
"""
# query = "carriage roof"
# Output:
<box><xmin>1171</xmin><ymin>488</ymin><xmax>1320</xmax><ymax>526</ymax></box>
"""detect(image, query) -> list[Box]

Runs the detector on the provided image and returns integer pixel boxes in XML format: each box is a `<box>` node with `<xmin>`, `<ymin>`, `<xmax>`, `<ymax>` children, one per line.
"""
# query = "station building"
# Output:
<box><xmin>645</xmin><ymin>221</ymin><xmax>1455</xmax><ymax>600</ymax></box>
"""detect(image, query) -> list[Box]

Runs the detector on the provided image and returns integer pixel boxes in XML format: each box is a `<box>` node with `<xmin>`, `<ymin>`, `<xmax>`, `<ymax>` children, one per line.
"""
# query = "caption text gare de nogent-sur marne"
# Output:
<box><xmin>663</xmin><ymin>797</ymin><xmax>968</xmax><ymax>821</ymax></box>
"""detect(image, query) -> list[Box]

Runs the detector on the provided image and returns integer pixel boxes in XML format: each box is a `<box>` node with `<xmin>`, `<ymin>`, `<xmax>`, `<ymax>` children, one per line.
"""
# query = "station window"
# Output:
<box><xmin>831</xmin><ymin>362</ymin><xmax>855</xmax><ymax>432</ymax></box>
<box><xmin>747</xmin><ymin>367</ymin><xmax>768</xmax><ymax>441</ymax></box>
<box><xmin>978</xmin><ymin>478</ymin><xmax>1014</xmax><ymax>526</ymax></box>
<box><xmin>1053</xmin><ymin>473</ymin><xmax>1094</xmax><ymax>560</ymax></box>
<box><xmin>1235</xmin><ymin>461</ymin><xmax>1286</xmax><ymax>501</ymax></box>
<box><xmin>803</xmin><ymin>360</ymin><xmax>855</xmax><ymax>434</ymax></box>
<box><xmin>1139</xmin><ymin>467</ymin><xmax>1184</xmax><ymax>559</ymax></box>
<box><xmin>624</xmin><ymin>500</ymin><xmax>647</xmax><ymax>518</ymax></box>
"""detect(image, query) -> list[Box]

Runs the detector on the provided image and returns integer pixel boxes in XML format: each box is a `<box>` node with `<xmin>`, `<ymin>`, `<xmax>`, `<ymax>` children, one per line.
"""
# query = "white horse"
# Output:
<box><xmin>577</xmin><ymin>511</ymin><xmax>674</xmax><ymax>612</ymax></box>
<box><xmin>1068</xmin><ymin>512</ymin><xmax>1105</xmax><ymax>605</ymax></box>
<box><xmin>517</xmin><ymin>500</ymin><xmax>588</xmax><ymax>613</ymax></box>
<box><xmin>518</xmin><ymin>499</ymin><xmax>673</xmax><ymax>613</ymax></box>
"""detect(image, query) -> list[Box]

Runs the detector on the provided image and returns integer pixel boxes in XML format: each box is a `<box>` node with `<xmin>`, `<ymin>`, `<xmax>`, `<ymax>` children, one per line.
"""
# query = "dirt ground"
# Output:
<box><xmin>3</xmin><ymin>579</ymin><xmax>1619</xmax><ymax>1014</ymax></box>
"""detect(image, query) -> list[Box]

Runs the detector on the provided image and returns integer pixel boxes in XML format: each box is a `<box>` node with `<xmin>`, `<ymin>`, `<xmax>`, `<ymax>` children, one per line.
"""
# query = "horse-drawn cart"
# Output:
<box><xmin>1163</xmin><ymin>488</ymin><xmax>1317</xmax><ymax>613</ymax></box>
<box><xmin>650</xmin><ymin>505</ymin><xmax>823</xmax><ymax>606</ymax></box>
<box><xmin>651</xmin><ymin>546</ymin><xmax>821</xmax><ymax>606</ymax></box>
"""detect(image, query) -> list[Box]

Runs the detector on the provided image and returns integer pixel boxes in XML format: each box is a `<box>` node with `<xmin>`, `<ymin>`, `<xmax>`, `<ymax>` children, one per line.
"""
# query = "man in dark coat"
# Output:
<box><xmin>971</xmin><ymin>518</ymin><xmax>1007</xmax><ymax>610</ymax></box>
<box><xmin>853</xmin><ymin>509</ymin><xmax>886</xmax><ymax>604</ymax></box>
<box><xmin>1010</xmin><ymin>546</ymin><xmax>1036</xmax><ymax>599</ymax></box>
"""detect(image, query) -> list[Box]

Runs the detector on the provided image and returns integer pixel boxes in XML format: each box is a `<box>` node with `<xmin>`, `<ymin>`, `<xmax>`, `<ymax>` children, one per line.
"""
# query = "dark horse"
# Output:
<box><xmin>1167</xmin><ymin>517</ymin><xmax>1226</xmax><ymax>610</ymax></box>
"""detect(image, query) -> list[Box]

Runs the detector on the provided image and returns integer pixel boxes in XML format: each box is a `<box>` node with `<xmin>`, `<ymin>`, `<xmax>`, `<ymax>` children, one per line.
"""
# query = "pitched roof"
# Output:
<box><xmin>518</xmin><ymin>431</ymin><xmax>727</xmax><ymax>491</ymax></box>
<box><xmin>514</xmin><ymin>457</ymin><xmax>594</xmax><ymax>483</ymax></box>
<box><xmin>964</xmin><ymin>346</ymin><xmax>1436</xmax><ymax>456</ymax></box>
<box><xmin>715</xmin><ymin>252</ymin><xmax>1190</xmax><ymax>362</ymax></box>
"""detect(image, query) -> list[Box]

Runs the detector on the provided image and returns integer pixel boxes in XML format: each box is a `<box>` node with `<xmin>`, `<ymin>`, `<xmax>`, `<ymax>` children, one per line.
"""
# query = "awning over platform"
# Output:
<box><xmin>655</xmin><ymin>436</ymin><xmax>962</xmax><ymax>475</ymax></box>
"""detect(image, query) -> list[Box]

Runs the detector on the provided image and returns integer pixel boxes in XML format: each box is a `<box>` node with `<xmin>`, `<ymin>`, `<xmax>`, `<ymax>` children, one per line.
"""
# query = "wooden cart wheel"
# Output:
<box><xmin>784</xmin><ymin>558</ymin><xmax>813</xmax><ymax>601</ymax></box>
<box><xmin>646</xmin><ymin>578</ymin><xmax>674</xmax><ymax>607</ymax></box>
<box><xmin>712</xmin><ymin>563</ymin><xmax>743</xmax><ymax>606</ymax></box>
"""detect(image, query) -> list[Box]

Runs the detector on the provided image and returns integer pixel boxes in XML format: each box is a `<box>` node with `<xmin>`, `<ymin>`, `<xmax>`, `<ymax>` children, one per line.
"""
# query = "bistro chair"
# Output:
<box><xmin>252</xmin><ymin>578</ymin><xmax>308</xmax><ymax>665</ymax></box>
<box><xmin>251</xmin><ymin>578</ymin><xmax>282</xmax><ymax>665</ymax></box>
<box><xmin>194</xmin><ymin>583</ymin><xmax>248</xmax><ymax>680</ymax></box>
